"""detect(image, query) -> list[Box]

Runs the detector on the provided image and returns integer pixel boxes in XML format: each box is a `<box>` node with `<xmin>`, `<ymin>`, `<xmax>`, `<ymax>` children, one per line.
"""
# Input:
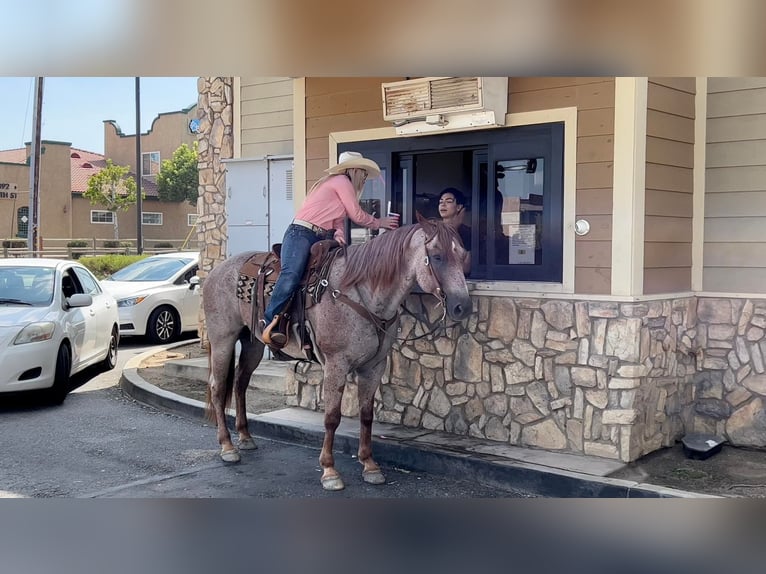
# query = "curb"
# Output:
<box><xmin>120</xmin><ymin>343</ymin><xmax>719</xmax><ymax>499</ymax></box>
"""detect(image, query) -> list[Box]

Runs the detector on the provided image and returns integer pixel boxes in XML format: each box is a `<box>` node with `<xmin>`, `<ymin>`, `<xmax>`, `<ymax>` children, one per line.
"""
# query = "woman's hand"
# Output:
<box><xmin>378</xmin><ymin>214</ymin><xmax>400</xmax><ymax>230</ymax></box>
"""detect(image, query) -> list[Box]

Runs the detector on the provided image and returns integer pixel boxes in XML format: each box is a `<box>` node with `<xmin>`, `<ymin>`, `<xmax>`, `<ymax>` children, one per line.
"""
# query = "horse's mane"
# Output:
<box><xmin>339</xmin><ymin>220</ymin><xmax>462</xmax><ymax>292</ymax></box>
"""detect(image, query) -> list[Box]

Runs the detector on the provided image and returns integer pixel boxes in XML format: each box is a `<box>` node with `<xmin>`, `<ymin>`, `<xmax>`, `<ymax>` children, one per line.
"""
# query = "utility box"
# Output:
<box><xmin>223</xmin><ymin>156</ymin><xmax>295</xmax><ymax>257</ymax></box>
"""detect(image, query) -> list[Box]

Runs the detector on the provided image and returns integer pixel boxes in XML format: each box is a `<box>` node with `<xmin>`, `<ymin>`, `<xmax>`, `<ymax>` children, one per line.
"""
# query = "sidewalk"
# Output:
<box><xmin>120</xmin><ymin>342</ymin><xmax>718</xmax><ymax>498</ymax></box>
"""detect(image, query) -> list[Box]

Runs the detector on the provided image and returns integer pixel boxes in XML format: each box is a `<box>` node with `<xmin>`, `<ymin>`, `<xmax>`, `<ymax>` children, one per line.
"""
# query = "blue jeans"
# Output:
<box><xmin>264</xmin><ymin>224</ymin><xmax>323</xmax><ymax>322</ymax></box>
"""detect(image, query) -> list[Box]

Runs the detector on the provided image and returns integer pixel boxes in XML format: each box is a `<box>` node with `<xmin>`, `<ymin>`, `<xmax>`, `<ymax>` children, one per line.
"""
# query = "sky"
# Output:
<box><xmin>0</xmin><ymin>77</ymin><xmax>198</xmax><ymax>155</ymax></box>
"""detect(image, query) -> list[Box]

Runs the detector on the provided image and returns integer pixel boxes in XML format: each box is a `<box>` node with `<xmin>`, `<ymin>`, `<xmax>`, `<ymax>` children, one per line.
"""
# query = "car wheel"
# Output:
<box><xmin>147</xmin><ymin>306</ymin><xmax>179</xmax><ymax>344</ymax></box>
<box><xmin>47</xmin><ymin>343</ymin><xmax>71</xmax><ymax>405</ymax></box>
<box><xmin>100</xmin><ymin>326</ymin><xmax>119</xmax><ymax>371</ymax></box>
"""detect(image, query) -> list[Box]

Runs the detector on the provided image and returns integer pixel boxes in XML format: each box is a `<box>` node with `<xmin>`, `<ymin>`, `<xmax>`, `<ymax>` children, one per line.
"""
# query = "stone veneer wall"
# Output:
<box><xmin>288</xmin><ymin>294</ymin><xmax>700</xmax><ymax>463</ymax></box>
<box><xmin>692</xmin><ymin>298</ymin><xmax>766</xmax><ymax>446</ymax></box>
<box><xmin>195</xmin><ymin>77</ymin><xmax>233</xmax><ymax>347</ymax></box>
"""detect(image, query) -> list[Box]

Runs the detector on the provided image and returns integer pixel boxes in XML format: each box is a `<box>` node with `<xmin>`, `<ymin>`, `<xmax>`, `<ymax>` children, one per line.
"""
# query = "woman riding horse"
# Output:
<box><xmin>262</xmin><ymin>152</ymin><xmax>400</xmax><ymax>347</ymax></box>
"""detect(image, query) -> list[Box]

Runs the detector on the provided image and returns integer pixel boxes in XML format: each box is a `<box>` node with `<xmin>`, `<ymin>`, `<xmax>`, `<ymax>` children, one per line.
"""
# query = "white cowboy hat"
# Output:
<box><xmin>325</xmin><ymin>151</ymin><xmax>381</xmax><ymax>178</ymax></box>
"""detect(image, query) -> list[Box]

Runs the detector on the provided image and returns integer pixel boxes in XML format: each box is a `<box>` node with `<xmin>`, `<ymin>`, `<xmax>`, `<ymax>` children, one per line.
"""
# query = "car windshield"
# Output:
<box><xmin>0</xmin><ymin>266</ymin><xmax>55</xmax><ymax>306</ymax></box>
<box><xmin>107</xmin><ymin>257</ymin><xmax>193</xmax><ymax>282</ymax></box>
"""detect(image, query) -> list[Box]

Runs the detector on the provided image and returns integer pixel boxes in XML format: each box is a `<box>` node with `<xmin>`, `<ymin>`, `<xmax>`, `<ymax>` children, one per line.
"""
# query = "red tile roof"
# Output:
<box><xmin>0</xmin><ymin>148</ymin><xmax>27</xmax><ymax>164</ymax></box>
<box><xmin>0</xmin><ymin>146</ymin><xmax>159</xmax><ymax>197</ymax></box>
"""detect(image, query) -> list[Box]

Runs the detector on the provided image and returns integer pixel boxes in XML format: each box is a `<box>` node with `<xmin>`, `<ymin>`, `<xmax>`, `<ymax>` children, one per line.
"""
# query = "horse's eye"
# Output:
<box><xmin>432</xmin><ymin>254</ymin><xmax>442</xmax><ymax>262</ymax></box>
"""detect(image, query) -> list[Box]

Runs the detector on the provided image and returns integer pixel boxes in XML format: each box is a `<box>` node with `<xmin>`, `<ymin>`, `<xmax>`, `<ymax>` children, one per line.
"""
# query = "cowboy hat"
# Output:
<box><xmin>325</xmin><ymin>151</ymin><xmax>381</xmax><ymax>178</ymax></box>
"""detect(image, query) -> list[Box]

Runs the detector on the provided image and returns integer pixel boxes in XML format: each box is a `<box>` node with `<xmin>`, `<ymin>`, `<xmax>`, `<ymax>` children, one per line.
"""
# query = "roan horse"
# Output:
<box><xmin>202</xmin><ymin>214</ymin><xmax>472</xmax><ymax>490</ymax></box>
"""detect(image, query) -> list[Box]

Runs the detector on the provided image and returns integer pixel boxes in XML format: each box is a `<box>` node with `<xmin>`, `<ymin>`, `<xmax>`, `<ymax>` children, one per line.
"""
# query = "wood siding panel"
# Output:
<box><xmin>576</xmin><ymin>162</ymin><xmax>613</xmax><ymax>189</ymax></box>
<box><xmin>704</xmin><ymin>243</ymin><xmax>766</xmax><ymax>268</ymax></box>
<box><xmin>707</xmin><ymin>115</ymin><xmax>766</xmax><ymax>143</ymax></box>
<box><xmin>705</xmin><ymin>191</ymin><xmax>766</xmax><ymax>217</ymax></box>
<box><xmin>241</xmin><ymin>125</ymin><xmax>292</xmax><ymax>144</ymax></box>
<box><xmin>706</xmin><ymin>166</ymin><xmax>766</xmax><ymax>192</ymax></box>
<box><xmin>307</xmin><ymin>88</ymin><xmax>385</xmax><ymax>118</ymax></box>
<box><xmin>575</xmin><ymin>267</ymin><xmax>611</xmax><ymax>294</ymax></box>
<box><xmin>575</xmin><ymin>214</ymin><xmax>612</xmax><ymax>241</ymax></box>
<box><xmin>647</xmin><ymin>82</ymin><xmax>695</xmax><ymax>118</ymax></box>
<box><xmin>575</xmin><ymin>240</ymin><xmax>611</xmax><ymax>268</ymax></box>
<box><xmin>645</xmin><ymin>189</ymin><xmax>693</xmax><ymax>217</ymax></box>
<box><xmin>707</xmin><ymin>140</ymin><xmax>766</xmax><ymax>168</ymax></box>
<box><xmin>576</xmin><ymin>188</ymin><xmax>613</xmax><ymax>215</ymax></box>
<box><xmin>705</xmin><ymin>217</ymin><xmax>766</xmax><ymax>242</ymax></box>
<box><xmin>241</xmin><ymin>80</ymin><xmax>293</xmax><ymax>100</ymax></box>
<box><xmin>644</xmin><ymin>267</ymin><xmax>691</xmax><ymax>293</ymax></box>
<box><xmin>708</xmin><ymin>87</ymin><xmax>766</xmax><ymax>118</ymax></box>
<box><xmin>645</xmin><ymin>163</ymin><xmax>693</xmax><ymax>192</ymax></box>
<box><xmin>704</xmin><ymin>81</ymin><xmax>766</xmax><ymax>293</ymax></box>
<box><xmin>241</xmin><ymin>140</ymin><xmax>292</xmax><ymax>158</ymax></box>
<box><xmin>644</xmin><ymin>216</ymin><xmax>693</xmax><ymax>243</ymax></box>
<box><xmin>510</xmin><ymin>77</ymin><xmax>606</xmax><ymax>92</ymax></box>
<box><xmin>306</xmin><ymin>110</ymin><xmax>389</xmax><ymax>139</ymax></box>
<box><xmin>577</xmin><ymin>108</ymin><xmax>614</xmax><ymax>137</ymax></box>
<box><xmin>704</xmin><ymin>268</ymin><xmax>766</xmax><ymax>293</ymax></box>
<box><xmin>650</xmin><ymin>78</ymin><xmax>696</xmax><ymax>93</ymax></box>
<box><xmin>645</xmin><ymin>136</ymin><xmax>694</xmax><ymax>168</ymax></box>
<box><xmin>644</xmin><ymin>242</ymin><xmax>692</xmax><ymax>267</ymax></box>
<box><xmin>708</xmin><ymin>78</ymin><xmax>766</xmax><ymax>93</ymax></box>
<box><xmin>646</xmin><ymin>110</ymin><xmax>694</xmax><ymax>143</ymax></box>
<box><xmin>306</xmin><ymin>77</ymin><xmax>404</xmax><ymax>96</ymax></box>
<box><xmin>241</xmin><ymin>110</ymin><xmax>293</xmax><ymax>130</ymax></box>
<box><xmin>508</xmin><ymin>80</ymin><xmax>615</xmax><ymax>113</ymax></box>
<box><xmin>576</xmin><ymin>135</ymin><xmax>613</xmax><ymax>163</ymax></box>
<box><xmin>241</xmin><ymin>95</ymin><xmax>293</xmax><ymax>116</ymax></box>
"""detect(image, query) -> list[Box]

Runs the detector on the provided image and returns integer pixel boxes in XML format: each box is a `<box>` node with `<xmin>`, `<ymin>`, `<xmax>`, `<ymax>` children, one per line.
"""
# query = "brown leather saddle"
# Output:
<box><xmin>236</xmin><ymin>240</ymin><xmax>343</xmax><ymax>360</ymax></box>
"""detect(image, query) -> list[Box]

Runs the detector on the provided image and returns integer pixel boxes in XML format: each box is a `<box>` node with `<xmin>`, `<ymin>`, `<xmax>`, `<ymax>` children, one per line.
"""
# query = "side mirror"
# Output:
<box><xmin>66</xmin><ymin>293</ymin><xmax>93</xmax><ymax>309</ymax></box>
<box><xmin>189</xmin><ymin>275</ymin><xmax>200</xmax><ymax>290</ymax></box>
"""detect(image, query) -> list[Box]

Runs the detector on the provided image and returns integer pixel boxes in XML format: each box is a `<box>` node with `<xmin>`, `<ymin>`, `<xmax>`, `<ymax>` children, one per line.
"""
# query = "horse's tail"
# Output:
<box><xmin>204</xmin><ymin>345</ymin><xmax>236</xmax><ymax>423</ymax></box>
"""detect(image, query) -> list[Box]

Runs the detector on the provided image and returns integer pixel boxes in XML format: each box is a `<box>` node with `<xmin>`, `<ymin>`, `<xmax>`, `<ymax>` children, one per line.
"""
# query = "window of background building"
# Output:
<box><xmin>91</xmin><ymin>210</ymin><xmax>114</xmax><ymax>224</ymax></box>
<box><xmin>16</xmin><ymin>206</ymin><xmax>28</xmax><ymax>238</ymax></box>
<box><xmin>142</xmin><ymin>212</ymin><xmax>163</xmax><ymax>225</ymax></box>
<box><xmin>187</xmin><ymin>213</ymin><xmax>198</xmax><ymax>227</ymax></box>
<box><xmin>141</xmin><ymin>151</ymin><xmax>161</xmax><ymax>177</ymax></box>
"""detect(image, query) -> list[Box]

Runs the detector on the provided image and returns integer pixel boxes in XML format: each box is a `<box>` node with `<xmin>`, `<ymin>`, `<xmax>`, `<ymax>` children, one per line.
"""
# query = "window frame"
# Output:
<box><xmin>141</xmin><ymin>151</ymin><xmax>161</xmax><ymax>177</ymax></box>
<box><xmin>336</xmin><ymin>121</ymin><xmax>568</xmax><ymax>286</ymax></box>
<box><xmin>142</xmin><ymin>212</ymin><xmax>163</xmax><ymax>226</ymax></box>
<box><xmin>90</xmin><ymin>210</ymin><xmax>115</xmax><ymax>224</ymax></box>
<box><xmin>187</xmin><ymin>213</ymin><xmax>198</xmax><ymax>227</ymax></box>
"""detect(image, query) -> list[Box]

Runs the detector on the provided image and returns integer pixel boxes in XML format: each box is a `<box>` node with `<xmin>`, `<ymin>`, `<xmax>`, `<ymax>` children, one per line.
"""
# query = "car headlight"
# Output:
<box><xmin>14</xmin><ymin>322</ymin><xmax>56</xmax><ymax>345</ymax></box>
<box><xmin>117</xmin><ymin>296</ymin><xmax>147</xmax><ymax>308</ymax></box>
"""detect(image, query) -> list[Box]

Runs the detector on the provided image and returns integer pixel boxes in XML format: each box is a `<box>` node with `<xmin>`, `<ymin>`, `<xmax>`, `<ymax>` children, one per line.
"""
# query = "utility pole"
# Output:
<box><xmin>135</xmin><ymin>77</ymin><xmax>143</xmax><ymax>255</ymax></box>
<box><xmin>27</xmin><ymin>77</ymin><xmax>44</xmax><ymax>256</ymax></box>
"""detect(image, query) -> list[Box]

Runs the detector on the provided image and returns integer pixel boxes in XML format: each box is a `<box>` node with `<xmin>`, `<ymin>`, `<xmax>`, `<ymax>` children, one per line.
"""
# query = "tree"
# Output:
<box><xmin>157</xmin><ymin>142</ymin><xmax>199</xmax><ymax>206</ymax></box>
<box><xmin>84</xmin><ymin>160</ymin><xmax>139</xmax><ymax>240</ymax></box>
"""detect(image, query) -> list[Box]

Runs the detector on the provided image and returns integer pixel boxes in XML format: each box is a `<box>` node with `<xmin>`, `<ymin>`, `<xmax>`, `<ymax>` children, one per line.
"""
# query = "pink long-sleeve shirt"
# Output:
<box><xmin>295</xmin><ymin>174</ymin><xmax>379</xmax><ymax>242</ymax></box>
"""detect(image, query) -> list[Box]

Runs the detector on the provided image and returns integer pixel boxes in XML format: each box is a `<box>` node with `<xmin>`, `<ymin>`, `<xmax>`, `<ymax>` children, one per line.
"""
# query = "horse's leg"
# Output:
<box><xmin>356</xmin><ymin>360</ymin><xmax>387</xmax><ymax>485</ymax></box>
<box><xmin>319</xmin><ymin>358</ymin><xmax>350</xmax><ymax>491</ymax></box>
<box><xmin>208</xmin><ymin>337</ymin><xmax>240</xmax><ymax>462</ymax></box>
<box><xmin>233</xmin><ymin>334</ymin><xmax>264</xmax><ymax>450</ymax></box>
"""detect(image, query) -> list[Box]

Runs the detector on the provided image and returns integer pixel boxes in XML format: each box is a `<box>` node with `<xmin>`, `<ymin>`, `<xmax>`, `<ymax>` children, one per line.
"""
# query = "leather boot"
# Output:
<box><xmin>262</xmin><ymin>314</ymin><xmax>287</xmax><ymax>348</ymax></box>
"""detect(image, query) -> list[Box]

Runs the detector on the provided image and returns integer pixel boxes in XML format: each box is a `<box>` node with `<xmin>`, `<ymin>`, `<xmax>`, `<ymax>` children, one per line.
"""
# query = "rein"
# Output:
<box><xmin>329</xmin><ymin>232</ymin><xmax>450</xmax><ymax>344</ymax></box>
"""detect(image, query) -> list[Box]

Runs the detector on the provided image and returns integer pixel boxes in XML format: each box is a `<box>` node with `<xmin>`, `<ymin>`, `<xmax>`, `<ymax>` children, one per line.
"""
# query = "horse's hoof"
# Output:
<box><xmin>321</xmin><ymin>475</ymin><xmax>345</xmax><ymax>491</ymax></box>
<box><xmin>362</xmin><ymin>469</ymin><xmax>386</xmax><ymax>485</ymax></box>
<box><xmin>239</xmin><ymin>438</ymin><xmax>258</xmax><ymax>450</ymax></box>
<box><xmin>220</xmin><ymin>449</ymin><xmax>241</xmax><ymax>463</ymax></box>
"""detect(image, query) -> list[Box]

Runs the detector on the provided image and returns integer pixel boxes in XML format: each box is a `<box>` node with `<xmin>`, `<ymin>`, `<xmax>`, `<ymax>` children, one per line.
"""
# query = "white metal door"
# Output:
<box><xmin>267</xmin><ymin>158</ymin><xmax>296</xmax><ymax>245</ymax></box>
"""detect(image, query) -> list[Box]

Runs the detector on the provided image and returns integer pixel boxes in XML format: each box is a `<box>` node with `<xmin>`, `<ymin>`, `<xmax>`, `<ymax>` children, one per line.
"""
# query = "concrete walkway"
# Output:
<box><xmin>120</xmin><ymin>342</ymin><xmax>718</xmax><ymax>498</ymax></box>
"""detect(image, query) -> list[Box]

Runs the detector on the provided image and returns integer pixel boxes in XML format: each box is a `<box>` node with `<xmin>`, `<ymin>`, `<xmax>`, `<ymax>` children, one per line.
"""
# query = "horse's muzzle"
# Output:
<box><xmin>448</xmin><ymin>295</ymin><xmax>473</xmax><ymax>322</ymax></box>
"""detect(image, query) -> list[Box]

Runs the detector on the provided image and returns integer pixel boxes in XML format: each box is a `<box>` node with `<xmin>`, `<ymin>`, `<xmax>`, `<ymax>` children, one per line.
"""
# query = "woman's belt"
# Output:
<box><xmin>293</xmin><ymin>219</ymin><xmax>333</xmax><ymax>236</ymax></box>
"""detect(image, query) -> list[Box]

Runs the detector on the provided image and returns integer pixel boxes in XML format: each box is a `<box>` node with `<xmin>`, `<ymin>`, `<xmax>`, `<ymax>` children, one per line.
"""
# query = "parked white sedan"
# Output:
<box><xmin>101</xmin><ymin>252</ymin><xmax>200</xmax><ymax>344</ymax></box>
<box><xmin>0</xmin><ymin>258</ymin><xmax>119</xmax><ymax>403</ymax></box>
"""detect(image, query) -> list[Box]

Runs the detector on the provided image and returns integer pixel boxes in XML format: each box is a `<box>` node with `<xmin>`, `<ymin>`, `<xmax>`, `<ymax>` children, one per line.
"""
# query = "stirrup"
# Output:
<box><xmin>263</xmin><ymin>315</ymin><xmax>287</xmax><ymax>348</ymax></box>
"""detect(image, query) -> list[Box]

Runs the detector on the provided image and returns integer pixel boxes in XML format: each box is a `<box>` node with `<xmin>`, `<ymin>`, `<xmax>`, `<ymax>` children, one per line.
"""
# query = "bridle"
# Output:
<box><xmin>329</xmin><ymin>228</ymin><xmax>451</xmax><ymax>344</ymax></box>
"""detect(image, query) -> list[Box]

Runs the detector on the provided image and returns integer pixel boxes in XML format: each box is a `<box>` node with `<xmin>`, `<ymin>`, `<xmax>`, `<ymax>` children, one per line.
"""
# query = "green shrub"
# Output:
<box><xmin>67</xmin><ymin>240</ymin><xmax>90</xmax><ymax>259</ymax></box>
<box><xmin>2</xmin><ymin>240</ymin><xmax>27</xmax><ymax>248</ymax></box>
<box><xmin>102</xmin><ymin>240</ymin><xmax>133</xmax><ymax>249</ymax></box>
<box><xmin>154</xmin><ymin>242</ymin><xmax>174</xmax><ymax>249</ymax></box>
<box><xmin>80</xmin><ymin>254</ymin><xmax>146</xmax><ymax>279</ymax></box>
